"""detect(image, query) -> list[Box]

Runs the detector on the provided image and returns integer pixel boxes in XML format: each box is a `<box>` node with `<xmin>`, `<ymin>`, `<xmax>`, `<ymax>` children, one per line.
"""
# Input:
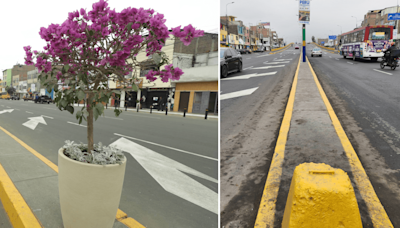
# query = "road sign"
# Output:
<box><xmin>299</xmin><ymin>0</ymin><xmax>310</xmax><ymax>24</ymax></box>
<box><xmin>329</xmin><ymin>35</ymin><xmax>337</xmax><ymax>40</ymax></box>
<box><xmin>388</xmin><ymin>13</ymin><xmax>400</xmax><ymax>20</ymax></box>
<box><xmin>321</xmin><ymin>41</ymin><xmax>325</xmax><ymax>44</ymax></box>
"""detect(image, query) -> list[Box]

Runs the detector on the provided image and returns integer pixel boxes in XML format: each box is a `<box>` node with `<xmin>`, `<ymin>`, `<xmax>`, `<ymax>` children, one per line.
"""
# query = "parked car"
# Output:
<box><xmin>253</xmin><ymin>49</ymin><xmax>264</xmax><ymax>52</ymax></box>
<box><xmin>311</xmin><ymin>48</ymin><xmax>322</xmax><ymax>57</ymax></box>
<box><xmin>10</xmin><ymin>95</ymin><xmax>20</xmax><ymax>100</ymax></box>
<box><xmin>238</xmin><ymin>49</ymin><xmax>251</xmax><ymax>54</ymax></box>
<box><xmin>220</xmin><ymin>47</ymin><xmax>243</xmax><ymax>78</ymax></box>
<box><xmin>23</xmin><ymin>96</ymin><xmax>33</xmax><ymax>101</ymax></box>
<box><xmin>295</xmin><ymin>45</ymin><xmax>300</xmax><ymax>49</ymax></box>
<box><xmin>35</xmin><ymin>95</ymin><xmax>53</xmax><ymax>104</ymax></box>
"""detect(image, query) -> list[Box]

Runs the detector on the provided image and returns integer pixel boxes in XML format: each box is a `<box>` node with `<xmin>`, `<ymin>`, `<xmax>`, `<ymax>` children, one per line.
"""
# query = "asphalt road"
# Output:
<box><xmin>220</xmin><ymin>47</ymin><xmax>301</xmax><ymax>227</ymax></box>
<box><xmin>307</xmin><ymin>45</ymin><xmax>400</xmax><ymax>226</ymax></box>
<box><xmin>0</xmin><ymin>99</ymin><xmax>218</xmax><ymax>228</ymax></box>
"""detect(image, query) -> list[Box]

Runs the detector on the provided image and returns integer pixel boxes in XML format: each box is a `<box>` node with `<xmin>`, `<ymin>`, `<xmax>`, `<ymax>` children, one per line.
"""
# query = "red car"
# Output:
<box><xmin>295</xmin><ymin>45</ymin><xmax>299</xmax><ymax>49</ymax></box>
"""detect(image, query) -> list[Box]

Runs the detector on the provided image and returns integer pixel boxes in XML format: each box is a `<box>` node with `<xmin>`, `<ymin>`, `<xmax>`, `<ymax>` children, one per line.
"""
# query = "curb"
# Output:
<box><xmin>0</xmin><ymin>161</ymin><xmax>42</xmax><ymax>228</ymax></box>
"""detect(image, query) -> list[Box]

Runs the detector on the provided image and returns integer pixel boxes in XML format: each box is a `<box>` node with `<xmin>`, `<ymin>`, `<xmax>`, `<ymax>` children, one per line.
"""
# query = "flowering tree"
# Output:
<box><xmin>24</xmin><ymin>0</ymin><xmax>203</xmax><ymax>153</ymax></box>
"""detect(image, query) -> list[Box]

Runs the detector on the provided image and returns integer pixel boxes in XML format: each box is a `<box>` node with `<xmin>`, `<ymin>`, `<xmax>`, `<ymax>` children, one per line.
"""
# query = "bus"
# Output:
<box><xmin>339</xmin><ymin>25</ymin><xmax>394</xmax><ymax>61</ymax></box>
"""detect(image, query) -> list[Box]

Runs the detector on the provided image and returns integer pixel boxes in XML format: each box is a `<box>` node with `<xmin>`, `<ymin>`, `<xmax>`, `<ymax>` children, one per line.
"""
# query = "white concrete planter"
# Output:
<box><xmin>58</xmin><ymin>148</ymin><xmax>126</xmax><ymax>228</ymax></box>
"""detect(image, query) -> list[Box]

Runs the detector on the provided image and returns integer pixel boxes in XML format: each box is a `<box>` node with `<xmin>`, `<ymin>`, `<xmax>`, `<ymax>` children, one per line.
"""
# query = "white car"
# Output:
<box><xmin>311</xmin><ymin>48</ymin><xmax>322</xmax><ymax>57</ymax></box>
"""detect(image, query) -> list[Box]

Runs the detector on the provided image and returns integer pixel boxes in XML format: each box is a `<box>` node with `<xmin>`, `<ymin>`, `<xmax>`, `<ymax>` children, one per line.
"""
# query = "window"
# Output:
<box><xmin>140</xmin><ymin>63</ymin><xmax>158</xmax><ymax>77</ymax></box>
<box><xmin>369</xmin><ymin>28</ymin><xmax>390</xmax><ymax>40</ymax></box>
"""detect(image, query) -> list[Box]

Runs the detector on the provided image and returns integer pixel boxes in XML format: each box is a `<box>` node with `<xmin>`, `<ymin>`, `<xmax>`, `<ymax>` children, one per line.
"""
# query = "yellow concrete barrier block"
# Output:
<box><xmin>282</xmin><ymin>163</ymin><xmax>362</xmax><ymax>228</ymax></box>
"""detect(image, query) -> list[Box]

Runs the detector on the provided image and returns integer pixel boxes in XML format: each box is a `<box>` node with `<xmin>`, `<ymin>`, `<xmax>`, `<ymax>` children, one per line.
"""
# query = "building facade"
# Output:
<box><xmin>172</xmin><ymin>33</ymin><xmax>218</xmax><ymax>114</ymax></box>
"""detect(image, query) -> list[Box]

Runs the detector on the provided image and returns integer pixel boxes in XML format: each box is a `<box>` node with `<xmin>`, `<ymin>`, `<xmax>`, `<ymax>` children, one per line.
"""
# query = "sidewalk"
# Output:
<box><xmin>0</xmin><ymin>128</ymin><xmax>129</xmax><ymax>228</ymax></box>
<box><xmin>255</xmin><ymin>57</ymin><xmax>393</xmax><ymax>227</ymax></box>
<box><xmin>72</xmin><ymin>103</ymin><xmax>219</xmax><ymax>119</ymax></box>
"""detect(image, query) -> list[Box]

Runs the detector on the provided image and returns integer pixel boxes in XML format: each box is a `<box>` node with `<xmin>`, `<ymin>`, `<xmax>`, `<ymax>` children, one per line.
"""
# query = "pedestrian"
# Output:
<box><xmin>141</xmin><ymin>95</ymin><xmax>146</xmax><ymax>109</ymax></box>
<box><xmin>158</xmin><ymin>96</ymin><xmax>163</xmax><ymax>111</ymax></box>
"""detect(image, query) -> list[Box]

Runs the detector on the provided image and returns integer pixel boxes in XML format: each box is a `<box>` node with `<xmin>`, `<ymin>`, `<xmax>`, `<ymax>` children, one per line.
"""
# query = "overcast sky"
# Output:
<box><xmin>0</xmin><ymin>0</ymin><xmax>218</xmax><ymax>79</ymax></box>
<box><xmin>220</xmin><ymin>0</ymin><xmax>400</xmax><ymax>44</ymax></box>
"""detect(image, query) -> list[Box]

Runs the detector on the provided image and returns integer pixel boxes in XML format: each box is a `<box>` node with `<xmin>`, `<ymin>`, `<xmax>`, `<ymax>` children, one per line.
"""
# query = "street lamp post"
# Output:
<box><xmin>226</xmin><ymin>2</ymin><xmax>234</xmax><ymax>48</ymax></box>
<box><xmin>351</xmin><ymin>16</ymin><xmax>358</xmax><ymax>28</ymax></box>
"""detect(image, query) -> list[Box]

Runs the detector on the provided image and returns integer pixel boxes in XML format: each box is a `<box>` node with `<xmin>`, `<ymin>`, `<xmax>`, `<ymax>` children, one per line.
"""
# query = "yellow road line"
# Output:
<box><xmin>0</xmin><ymin>125</ymin><xmax>145</xmax><ymax>228</ymax></box>
<box><xmin>306</xmin><ymin>57</ymin><xmax>393</xmax><ymax>228</ymax></box>
<box><xmin>0</xmin><ymin>162</ymin><xmax>42</xmax><ymax>228</ymax></box>
<box><xmin>254</xmin><ymin>53</ymin><xmax>301</xmax><ymax>227</ymax></box>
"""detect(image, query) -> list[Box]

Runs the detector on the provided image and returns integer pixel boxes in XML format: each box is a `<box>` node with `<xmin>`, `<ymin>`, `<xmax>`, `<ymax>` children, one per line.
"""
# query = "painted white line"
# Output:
<box><xmin>264</xmin><ymin>61</ymin><xmax>289</xmax><ymax>64</ymax></box>
<box><xmin>102</xmin><ymin>116</ymin><xmax>123</xmax><ymax>120</ymax></box>
<box><xmin>246</xmin><ymin>58</ymin><xmax>251</xmax><ymax>59</ymax></box>
<box><xmin>41</xmin><ymin>115</ymin><xmax>54</xmax><ymax>119</ymax></box>
<box><xmin>243</xmin><ymin>66</ymin><xmax>254</xmax><ymax>70</ymax></box>
<box><xmin>220</xmin><ymin>87</ymin><xmax>258</xmax><ymax>100</ymax></box>
<box><xmin>274</xmin><ymin>59</ymin><xmax>292</xmax><ymax>61</ymax></box>
<box><xmin>15</xmin><ymin>109</ymin><xmax>20</xmax><ymax>111</ymax></box>
<box><xmin>373</xmin><ymin>69</ymin><xmax>393</xmax><ymax>75</ymax></box>
<box><xmin>113</xmin><ymin>133</ymin><xmax>217</xmax><ymax>161</ymax></box>
<box><xmin>335</xmin><ymin>58</ymin><xmax>339</xmax><ymax>60</ymax></box>
<box><xmin>67</xmin><ymin>121</ymin><xmax>87</xmax><ymax>127</ymax></box>
<box><xmin>110</xmin><ymin>137</ymin><xmax>217</xmax><ymax>214</ymax></box>
<box><xmin>263</xmin><ymin>61</ymin><xmax>269</xmax><ymax>64</ymax></box>
<box><xmin>257</xmin><ymin>54</ymin><xmax>270</xmax><ymax>58</ymax></box>
<box><xmin>252</xmin><ymin>65</ymin><xmax>285</xmax><ymax>70</ymax></box>
<box><xmin>221</xmin><ymin>72</ymin><xmax>277</xmax><ymax>80</ymax></box>
<box><xmin>6</xmin><ymin>106</ymin><xmax>10</xmax><ymax>108</ymax></box>
<box><xmin>26</xmin><ymin>111</ymin><xmax>33</xmax><ymax>114</ymax></box>
<box><xmin>44</xmin><ymin>107</ymin><xmax>58</xmax><ymax>110</ymax></box>
<box><xmin>329</xmin><ymin>56</ymin><xmax>332</xmax><ymax>58</ymax></box>
<box><xmin>347</xmin><ymin>62</ymin><xmax>354</xmax><ymax>64</ymax></box>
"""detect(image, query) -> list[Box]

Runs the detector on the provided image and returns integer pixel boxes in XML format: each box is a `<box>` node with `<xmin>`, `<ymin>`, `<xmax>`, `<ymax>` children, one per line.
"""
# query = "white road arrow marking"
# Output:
<box><xmin>110</xmin><ymin>137</ymin><xmax>218</xmax><ymax>214</ymax></box>
<box><xmin>221</xmin><ymin>87</ymin><xmax>258</xmax><ymax>100</ymax></box>
<box><xmin>0</xmin><ymin>109</ymin><xmax>14</xmax><ymax>114</ymax></box>
<box><xmin>22</xmin><ymin>116</ymin><xmax>47</xmax><ymax>130</ymax></box>
<box><xmin>221</xmin><ymin>72</ymin><xmax>277</xmax><ymax>80</ymax></box>
<box><xmin>252</xmin><ymin>65</ymin><xmax>285</xmax><ymax>70</ymax></box>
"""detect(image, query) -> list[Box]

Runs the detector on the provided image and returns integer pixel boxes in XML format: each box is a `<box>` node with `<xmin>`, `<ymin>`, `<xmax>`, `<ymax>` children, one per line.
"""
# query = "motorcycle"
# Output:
<box><xmin>380</xmin><ymin>49</ymin><xmax>400</xmax><ymax>70</ymax></box>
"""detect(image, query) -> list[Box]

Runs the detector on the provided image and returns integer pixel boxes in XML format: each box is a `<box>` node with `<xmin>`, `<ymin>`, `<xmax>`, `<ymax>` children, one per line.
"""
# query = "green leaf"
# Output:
<box><xmin>132</xmin><ymin>83</ymin><xmax>138</xmax><ymax>92</ymax></box>
<box><xmin>113</xmin><ymin>90</ymin><xmax>121</xmax><ymax>94</ymax></box>
<box><xmin>126</xmin><ymin>22</ymin><xmax>133</xmax><ymax>31</ymax></box>
<box><xmin>76</xmin><ymin>111</ymin><xmax>82</xmax><ymax>120</ymax></box>
<box><xmin>89</xmin><ymin>30</ymin><xmax>94</xmax><ymax>36</ymax></box>
<box><xmin>66</xmin><ymin>106</ymin><xmax>74</xmax><ymax>114</ymax></box>
<box><xmin>79</xmin><ymin>116</ymin><xmax>83</xmax><ymax>125</ymax></box>
<box><xmin>94</xmin><ymin>108</ymin><xmax>99</xmax><ymax>121</ymax></box>
<box><xmin>77</xmin><ymin>90</ymin><xmax>85</xmax><ymax>100</ymax></box>
<box><xmin>95</xmin><ymin>103</ymin><xmax>104</xmax><ymax>115</ymax></box>
<box><xmin>64</xmin><ymin>64</ymin><xmax>70</xmax><ymax>72</ymax></box>
<box><xmin>60</xmin><ymin>99</ymin><xmax>67</xmax><ymax>107</ymax></box>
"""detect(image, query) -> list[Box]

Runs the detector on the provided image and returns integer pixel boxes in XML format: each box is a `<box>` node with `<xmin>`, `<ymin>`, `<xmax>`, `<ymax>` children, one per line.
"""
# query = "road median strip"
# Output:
<box><xmin>0</xmin><ymin>125</ymin><xmax>145</xmax><ymax>228</ymax></box>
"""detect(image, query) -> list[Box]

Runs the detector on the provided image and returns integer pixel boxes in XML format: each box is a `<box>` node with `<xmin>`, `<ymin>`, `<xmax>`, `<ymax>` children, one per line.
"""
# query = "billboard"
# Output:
<box><xmin>299</xmin><ymin>0</ymin><xmax>310</xmax><ymax>24</ymax></box>
<box><xmin>261</xmin><ymin>22</ymin><xmax>270</xmax><ymax>28</ymax></box>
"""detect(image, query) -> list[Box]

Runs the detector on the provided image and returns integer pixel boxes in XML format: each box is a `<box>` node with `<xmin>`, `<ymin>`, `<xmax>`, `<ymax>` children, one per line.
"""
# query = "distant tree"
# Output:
<box><xmin>6</xmin><ymin>86</ymin><xmax>15</xmax><ymax>95</ymax></box>
<box><xmin>312</xmin><ymin>36</ymin><xmax>316</xmax><ymax>43</ymax></box>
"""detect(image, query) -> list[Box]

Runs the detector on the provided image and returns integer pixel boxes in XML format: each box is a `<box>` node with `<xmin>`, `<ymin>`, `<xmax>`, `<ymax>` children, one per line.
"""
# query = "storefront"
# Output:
<box><xmin>173</xmin><ymin>81</ymin><xmax>218</xmax><ymax>115</ymax></box>
<box><xmin>140</xmin><ymin>88</ymin><xmax>170</xmax><ymax>110</ymax></box>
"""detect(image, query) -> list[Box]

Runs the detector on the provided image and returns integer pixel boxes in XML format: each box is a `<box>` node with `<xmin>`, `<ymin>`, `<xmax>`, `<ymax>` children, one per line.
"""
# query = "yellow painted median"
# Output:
<box><xmin>282</xmin><ymin>163</ymin><xmax>362</xmax><ymax>228</ymax></box>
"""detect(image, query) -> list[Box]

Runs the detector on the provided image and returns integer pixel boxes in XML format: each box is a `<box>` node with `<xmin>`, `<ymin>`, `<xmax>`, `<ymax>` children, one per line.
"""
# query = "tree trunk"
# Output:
<box><xmin>87</xmin><ymin>94</ymin><xmax>94</xmax><ymax>153</ymax></box>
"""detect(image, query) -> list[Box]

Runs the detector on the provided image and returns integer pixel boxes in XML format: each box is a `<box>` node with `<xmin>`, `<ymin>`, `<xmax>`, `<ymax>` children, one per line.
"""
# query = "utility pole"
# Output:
<box><xmin>226</xmin><ymin>2</ymin><xmax>234</xmax><ymax>48</ymax></box>
<box><xmin>302</xmin><ymin>24</ymin><xmax>306</xmax><ymax>62</ymax></box>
